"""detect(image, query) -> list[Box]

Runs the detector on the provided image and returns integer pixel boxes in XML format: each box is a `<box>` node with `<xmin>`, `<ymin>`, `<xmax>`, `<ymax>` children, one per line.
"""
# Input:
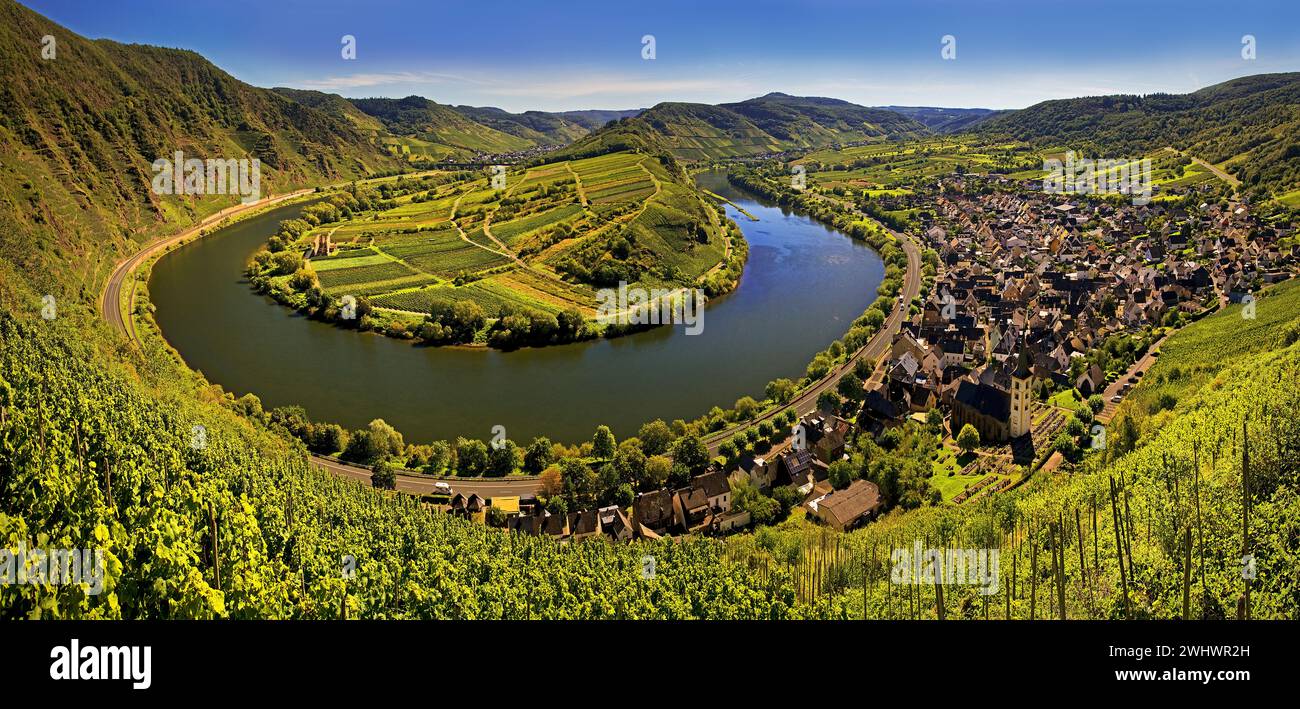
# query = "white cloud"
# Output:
<box><xmin>292</xmin><ymin>71</ymin><xmax>484</xmax><ymax>90</ymax></box>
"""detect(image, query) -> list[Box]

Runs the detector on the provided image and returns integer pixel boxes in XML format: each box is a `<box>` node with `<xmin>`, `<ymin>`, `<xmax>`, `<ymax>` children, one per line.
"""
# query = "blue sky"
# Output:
<box><xmin>24</xmin><ymin>0</ymin><xmax>1300</xmax><ymax>112</ymax></box>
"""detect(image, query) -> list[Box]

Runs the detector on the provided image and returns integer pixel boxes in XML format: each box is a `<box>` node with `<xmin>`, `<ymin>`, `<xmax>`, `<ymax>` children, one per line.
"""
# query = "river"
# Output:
<box><xmin>149</xmin><ymin>171</ymin><xmax>883</xmax><ymax>443</ymax></box>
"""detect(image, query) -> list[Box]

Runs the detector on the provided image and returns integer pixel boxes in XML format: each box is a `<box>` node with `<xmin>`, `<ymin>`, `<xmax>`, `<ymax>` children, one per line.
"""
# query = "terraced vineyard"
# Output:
<box><xmin>250</xmin><ymin>150</ymin><xmax>730</xmax><ymax>346</ymax></box>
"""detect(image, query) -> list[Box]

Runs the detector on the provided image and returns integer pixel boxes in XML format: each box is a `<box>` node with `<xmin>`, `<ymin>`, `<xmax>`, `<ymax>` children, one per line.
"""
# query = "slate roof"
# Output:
<box><xmin>954</xmin><ymin>380</ymin><xmax>1011</xmax><ymax>420</ymax></box>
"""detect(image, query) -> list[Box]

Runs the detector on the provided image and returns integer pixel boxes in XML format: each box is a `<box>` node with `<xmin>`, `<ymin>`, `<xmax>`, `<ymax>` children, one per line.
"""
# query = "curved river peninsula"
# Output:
<box><xmin>149</xmin><ymin>171</ymin><xmax>884</xmax><ymax>443</ymax></box>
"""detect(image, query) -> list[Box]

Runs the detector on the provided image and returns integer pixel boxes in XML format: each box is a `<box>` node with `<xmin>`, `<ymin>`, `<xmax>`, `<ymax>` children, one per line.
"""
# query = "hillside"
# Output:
<box><xmin>246</xmin><ymin>149</ymin><xmax>743</xmax><ymax>349</ymax></box>
<box><xmin>450</xmin><ymin>105</ymin><xmax>591</xmax><ymax>146</ymax></box>
<box><xmin>0</xmin><ymin>309</ymin><xmax>798</xmax><ymax>619</ymax></box>
<box><xmin>720</xmin><ymin>93</ymin><xmax>929</xmax><ymax>144</ymax></box>
<box><xmin>975</xmin><ymin>73</ymin><xmax>1300</xmax><ymax>200</ymax></box>
<box><xmin>270</xmin><ymin>87</ymin><xmax>387</xmax><ymax>132</ymax></box>
<box><xmin>877</xmin><ymin>106</ymin><xmax>1002</xmax><ymax>133</ymax></box>
<box><xmin>555</xmin><ymin>93</ymin><xmax>929</xmax><ymax>162</ymax></box>
<box><xmin>554</xmin><ymin>109</ymin><xmax>643</xmax><ymax>131</ymax></box>
<box><xmin>0</xmin><ymin>0</ymin><xmax>401</xmax><ymax>302</ymax></box>
<box><xmin>347</xmin><ymin>96</ymin><xmax>535</xmax><ymax>158</ymax></box>
<box><xmin>727</xmin><ymin>279</ymin><xmax>1300</xmax><ymax>619</ymax></box>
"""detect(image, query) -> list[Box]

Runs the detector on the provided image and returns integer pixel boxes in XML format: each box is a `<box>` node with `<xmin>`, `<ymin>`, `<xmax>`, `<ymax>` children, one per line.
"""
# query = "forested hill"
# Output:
<box><xmin>975</xmin><ymin>73</ymin><xmax>1300</xmax><ymax>200</ymax></box>
<box><xmin>550</xmin><ymin>92</ymin><xmax>930</xmax><ymax>162</ymax></box>
<box><xmin>876</xmin><ymin>106</ymin><xmax>1002</xmax><ymax>133</ymax></box>
<box><xmin>270</xmin><ymin>90</ymin><xmax>642</xmax><ymax>157</ymax></box>
<box><xmin>0</xmin><ymin>0</ymin><xmax>402</xmax><ymax>301</ymax></box>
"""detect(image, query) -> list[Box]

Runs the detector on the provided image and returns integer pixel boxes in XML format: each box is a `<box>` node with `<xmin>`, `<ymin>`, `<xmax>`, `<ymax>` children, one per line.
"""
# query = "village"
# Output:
<box><xmin>437</xmin><ymin>171</ymin><xmax>1299</xmax><ymax>544</ymax></box>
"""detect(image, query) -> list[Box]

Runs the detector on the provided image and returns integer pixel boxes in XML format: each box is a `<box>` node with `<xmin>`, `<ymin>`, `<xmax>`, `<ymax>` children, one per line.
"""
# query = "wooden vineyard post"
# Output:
<box><xmin>1029</xmin><ymin>523</ymin><xmax>1037</xmax><ymax>620</ymax></box>
<box><xmin>1057</xmin><ymin>512</ymin><xmax>1066</xmax><ymax>620</ymax></box>
<box><xmin>1240</xmin><ymin>419</ymin><xmax>1251</xmax><ymax>620</ymax></box>
<box><xmin>209</xmin><ymin>502</ymin><xmax>221</xmax><ymax>592</ymax></box>
<box><xmin>1182</xmin><ymin>528</ymin><xmax>1192</xmax><ymax>620</ymax></box>
<box><xmin>1109</xmin><ymin>476</ymin><xmax>1130</xmax><ymax>619</ymax></box>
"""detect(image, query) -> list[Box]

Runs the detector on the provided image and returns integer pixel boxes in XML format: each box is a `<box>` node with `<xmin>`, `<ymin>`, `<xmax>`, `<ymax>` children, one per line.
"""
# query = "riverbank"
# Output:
<box><xmin>144</xmin><ymin>169</ymin><xmax>885</xmax><ymax>444</ymax></box>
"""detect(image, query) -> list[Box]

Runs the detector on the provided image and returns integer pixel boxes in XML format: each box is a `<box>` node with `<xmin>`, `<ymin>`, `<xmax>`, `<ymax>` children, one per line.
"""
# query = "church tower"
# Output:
<box><xmin>1009</xmin><ymin>330</ymin><xmax>1033</xmax><ymax>438</ymax></box>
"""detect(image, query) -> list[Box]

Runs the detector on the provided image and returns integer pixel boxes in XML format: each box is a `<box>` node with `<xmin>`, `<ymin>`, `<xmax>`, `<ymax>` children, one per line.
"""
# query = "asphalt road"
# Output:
<box><xmin>703</xmin><ymin>220</ymin><xmax>922</xmax><ymax>454</ymax></box>
<box><xmin>1095</xmin><ymin>334</ymin><xmax>1169</xmax><ymax>425</ymax></box>
<box><xmin>311</xmin><ymin>455</ymin><xmax>542</xmax><ymax>499</ymax></box>
<box><xmin>100</xmin><ymin>189</ymin><xmax>313</xmax><ymax>340</ymax></box>
<box><xmin>100</xmin><ymin>182</ymin><xmax>919</xmax><ymax>497</ymax></box>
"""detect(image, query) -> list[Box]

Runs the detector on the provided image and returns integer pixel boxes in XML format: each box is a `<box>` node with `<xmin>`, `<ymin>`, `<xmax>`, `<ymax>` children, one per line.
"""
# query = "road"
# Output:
<box><xmin>100</xmin><ymin>189</ymin><xmax>314</xmax><ymax>342</ymax></box>
<box><xmin>95</xmin><ymin>187</ymin><xmax>544</xmax><ymax>500</ymax></box>
<box><xmin>1163</xmin><ymin>146</ymin><xmax>1241</xmax><ymax>187</ymax></box>
<box><xmin>311</xmin><ymin>455</ymin><xmax>542</xmax><ymax>499</ymax></box>
<box><xmin>100</xmin><ymin>175</ymin><xmax>919</xmax><ymax>494</ymax></box>
<box><xmin>1095</xmin><ymin>334</ymin><xmax>1169</xmax><ymax>425</ymax></box>
<box><xmin>703</xmin><ymin>214</ymin><xmax>922</xmax><ymax>455</ymax></box>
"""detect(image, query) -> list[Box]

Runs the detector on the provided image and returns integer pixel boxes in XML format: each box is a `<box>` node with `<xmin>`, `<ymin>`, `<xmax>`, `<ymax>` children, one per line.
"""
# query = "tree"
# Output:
<box><xmin>366</xmin><ymin>419</ymin><xmax>405</xmax><ymax>460</ymax></box>
<box><xmin>719</xmin><ymin>440</ymin><xmax>739</xmax><ymax>461</ymax></box>
<box><xmin>455</xmin><ymin>437</ymin><xmax>489</xmax><ymax>476</ymax></box>
<box><xmin>613</xmin><ymin>441</ymin><xmax>646</xmax><ymax>485</ymax></box>
<box><xmin>672</xmin><ymin>434</ymin><xmax>710</xmax><ymax>476</ymax></box>
<box><xmin>637</xmin><ymin>419</ymin><xmax>673</xmax><ymax>456</ymax></box>
<box><xmin>1074</xmin><ymin>402</ymin><xmax>1095</xmax><ymax>426</ymax></box>
<box><xmin>538</xmin><ymin>465</ymin><xmax>563</xmax><ymax>498</ymax></box>
<box><xmin>524</xmin><ymin>436</ymin><xmax>554</xmax><ymax>473</ymax></box>
<box><xmin>370</xmin><ymin>458</ymin><xmax>396</xmax><ymax>490</ymax></box>
<box><xmin>852</xmin><ymin>357</ymin><xmax>875</xmax><ymax>381</ymax></box>
<box><xmin>592</xmin><ymin>425</ymin><xmax>616</xmax><ymax>460</ymax></box>
<box><xmin>309</xmin><ymin>423</ymin><xmax>347</xmax><ymax>455</ymax></box>
<box><xmin>956</xmin><ymin>423</ymin><xmax>981</xmax><ymax>454</ymax></box>
<box><xmin>560</xmin><ymin>457</ymin><xmax>599</xmax><ymax>510</ymax></box>
<box><xmin>668</xmin><ymin>462</ymin><xmax>691</xmax><ymax>489</ymax></box>
<box><xmin>486</xmin><ymin>439</ymin><xmax>519</xmax><ymax>477</ymax></box>
<box><xmin>734</xmin><ymin>396</ymin><xmax>760</xmax><ymax>421</ymax></box>
<box><xmin>340</xmin><ymin>429</ymin><xmax>374</xmax><ymax>464</ymax></box>
<box><xmin>423</xmin><ymin>440</ymin><xmax>451</xmax><ymax>474</ymax></box>
<box><xmin>642</xmin><ymin>455</ymin><xmax>673</xmax><ymax>491</ymax></box>
<box><xmin>828</xmin><ymin>460</ymin><xmax>856</xmax><ymax>490</ymax></box>
<box><xmin>765</xmin><ymin>378</ymin><xmax>796</xmax><ymax>404</ymax></box>
<box><xmin>772</xmin><ymin>485</ymin><xmax>804</xmax><ymax>516</ymax></box>
<box><xmin>836</xmin><ymin>372</ymin><xmax>864</xmax><ymax>401</ymax></box>
<box><xmin>924</xmin><ymin>408</ymin><xmax>944</xmax><ymax>433</ymax></box>
<box><xmin>817</xmin><ymin>390</ymin><xmax>840</xmax><ymax>414</ymax></box>
<box><xmin>612</xmin><ymin>483</ymin><xmax>635</xmax><ymax>508</ymax></box>
<box><xmin>1087</xmin><ymin>394</ymin><xmax>1105</xmax><ymax>414</ymax></box>
<box><xmin>731</xmin><ymin>478</ymin><xmax>778</xmax><ymax>526</ymax></box>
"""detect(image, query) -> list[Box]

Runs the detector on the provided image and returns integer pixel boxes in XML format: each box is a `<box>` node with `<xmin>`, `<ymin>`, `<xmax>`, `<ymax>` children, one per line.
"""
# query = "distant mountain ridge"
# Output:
<box><xmin>550</xmin><ymin>92</ymin><xmax>930</xmax><ymax>162</ymax></box>
<box><xmin>975</xmin><ymin>73</ymin><xmax>1300</xmax><ymax>198</ymax></box>
<box><xmin>271</xmin><ymin>89</ymin><xmax>643</xmax><ymax>159</ymax></box>
<box><xmin>876</xmin><ymin>106</ymin><xmax>1003</xmax><ymax>133</ymax></box>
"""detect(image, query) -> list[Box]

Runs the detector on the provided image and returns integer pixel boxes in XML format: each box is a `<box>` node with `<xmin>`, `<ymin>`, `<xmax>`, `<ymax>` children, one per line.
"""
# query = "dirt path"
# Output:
<box><xmin>565</xmin><ymin>162</ymin><xmax>589</xmax><ymax>206</ymax></box>
<box><xmin>1164</xmin><ymin>146</ymin><xmax>1241</xmax><ymax>187</ymax></box>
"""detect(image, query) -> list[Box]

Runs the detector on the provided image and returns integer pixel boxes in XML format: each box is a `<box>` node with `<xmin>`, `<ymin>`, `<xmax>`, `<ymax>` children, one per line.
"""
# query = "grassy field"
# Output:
<box><xmin>280</xmin><ymin>151</ymin><xmax>725</xmax><ymax>324</ymax></box>
<box><xmin>795</xmin><ymin>137</ymin><xmax>1234</xmax><ymax>198</ymax></box>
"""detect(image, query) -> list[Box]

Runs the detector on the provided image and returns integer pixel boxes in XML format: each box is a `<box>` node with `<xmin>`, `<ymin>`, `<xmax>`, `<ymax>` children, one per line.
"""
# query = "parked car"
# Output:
<box><xmin>434</xmin><ymin>481</ymin><xmax>453</xmax><ymax>494</ymax></box>
<box><xmin>1110</xmin><ymin>395</ymin><xmax>1122</xmax><ymax>404</ymax></box>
